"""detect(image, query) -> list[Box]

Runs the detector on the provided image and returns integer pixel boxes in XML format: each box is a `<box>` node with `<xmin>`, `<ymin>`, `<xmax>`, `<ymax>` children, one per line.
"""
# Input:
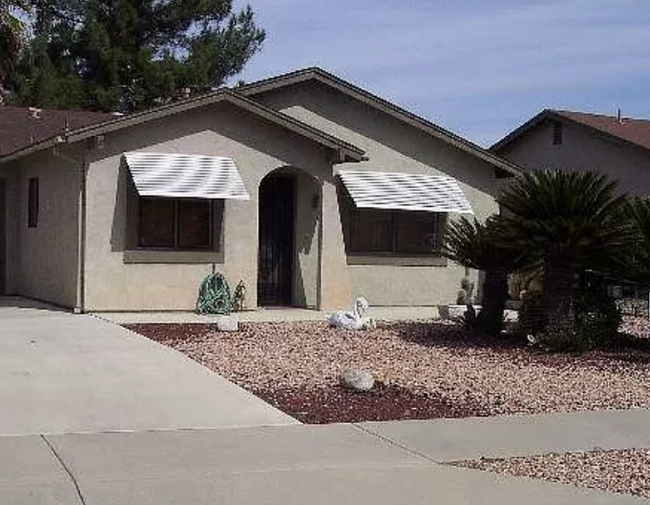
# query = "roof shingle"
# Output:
<box><xmin>553</xmin><ymin>110</ymin><xmax>650</xmax><ymax>152</ymax></box>
<box><xmin>0</xmin><ymin>106</ymin><xmax>114</xmax><ymax>158</ymax></box>
<box><xmin>492</xmin><ymin>108</ymin><xmax>650</xmax><ymax>154</ymax></box>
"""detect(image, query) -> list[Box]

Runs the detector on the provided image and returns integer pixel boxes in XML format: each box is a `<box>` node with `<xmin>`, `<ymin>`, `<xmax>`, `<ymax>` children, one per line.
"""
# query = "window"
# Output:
<box><xmin>138</xmin><ymin>197</ymin><xmax>218</xmax><ymax>250</ymax></box>
<box><xmin>552</xmin><ymin>120</ymin><xmax>563</xmax><ymax>145</ymax></box>
<box><xmin>27</xmin><ymin>177</ymin><xmax>38</xmax><ymax>228</ymax></box>
<box><xmin>341</xmin><ymin>189</ymin><xmax>443</xmax><ymax>255</ymax></box>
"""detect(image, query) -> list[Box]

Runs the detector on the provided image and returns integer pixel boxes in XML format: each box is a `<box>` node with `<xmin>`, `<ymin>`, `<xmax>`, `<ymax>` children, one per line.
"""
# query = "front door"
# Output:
<box><xmin>257</xmin><ymin>175</ymin><xmax>295</xmax><ymax>306</ymax></box>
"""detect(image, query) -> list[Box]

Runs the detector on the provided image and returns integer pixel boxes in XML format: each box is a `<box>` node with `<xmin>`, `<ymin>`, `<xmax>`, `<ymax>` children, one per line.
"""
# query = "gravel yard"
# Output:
<box><xmin>127</xmin><ymin>316</ymin><xmax>650</xmax><ymax>423</ymax></box>
<box><xmin>450</xmin><ymin>449</ymin><xmax>650</xmax><ymax>499</ymax></box>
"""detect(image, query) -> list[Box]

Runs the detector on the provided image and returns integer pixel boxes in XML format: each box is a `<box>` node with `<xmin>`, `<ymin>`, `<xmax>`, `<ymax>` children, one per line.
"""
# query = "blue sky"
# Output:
<box><xmin>232</xmin><ymin>0</ymin><xmax>650</xmax><ymax>147</ymax></box>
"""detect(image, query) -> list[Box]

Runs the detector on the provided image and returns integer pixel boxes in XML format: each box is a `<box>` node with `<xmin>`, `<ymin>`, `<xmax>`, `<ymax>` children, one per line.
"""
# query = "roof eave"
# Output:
<box><xmin>240</xmin><ymin>68</ymin><xmax>522</xmax><ymax>176</ymax></box>
<box><xmin>0</xmin><ymin>136</ymin><xmax>65</xmax><ymax>164</ymax></box>
<box><xmin>1</xmin><ymin>88</ymin><xmax>366</xmax><ymax>165</ymax></box>
<box><xmin>490</xmin><ymin>109</ymin><xmax>554</xmax><ymax>153</ymax></box>
<box><xmin>491</xmin><ymin>109</ymin><xmax>650</xmax><ymax>157</ymax></box>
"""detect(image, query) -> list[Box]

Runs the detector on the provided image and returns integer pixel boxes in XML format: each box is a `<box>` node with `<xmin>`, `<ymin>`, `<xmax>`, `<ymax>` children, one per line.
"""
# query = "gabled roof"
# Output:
<box><xmin>0</xmin><ymin>106</ymin><xmax>114</xmax><ymax>158</ymax></box>
<box><xmin>491</xmin><ymin>109</ymin><xmax>650</xmax><ymax>154</ymax></box>
<box><xmin>238</xmin><ymin>67</ymin><xmax>521</xmax><ymax>176</ymax></box>
<box><xmin>0</xmin><ymin>89</ymin><xmax>366</xmax><ymax>164</ymax></box>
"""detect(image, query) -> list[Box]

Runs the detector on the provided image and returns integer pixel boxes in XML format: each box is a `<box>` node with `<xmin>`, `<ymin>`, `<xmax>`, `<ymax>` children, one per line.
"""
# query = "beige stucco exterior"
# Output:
<box><xmin>496</xmin><ymin>119</ymin><xmax>650</xmax><ymax>196</ymax></box>
<box><xmin>81</xmin><ymin>102</ymin><xmax>349</xmax><ymax>311</ymax></box>
<box><xmin>0</xmin><ymin>76</ymin><xmax>507</xmax><ymax>311</ymax></box>
<box><xmin>0</xmin><ymin>146</ymin><xmax>81</xmax><ymax>307</ymax></box>
<box><xmin>253</xmin><ymin>82</ymin><xmax>501</xmax><ymax>305</ymax></box>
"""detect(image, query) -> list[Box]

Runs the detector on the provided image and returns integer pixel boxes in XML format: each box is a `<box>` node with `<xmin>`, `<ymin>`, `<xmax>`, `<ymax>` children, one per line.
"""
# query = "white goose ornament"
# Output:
<box><xmin>327</xmin><ymin>297</ymin><xmax>377</xmax><ymax>330</ymax></box>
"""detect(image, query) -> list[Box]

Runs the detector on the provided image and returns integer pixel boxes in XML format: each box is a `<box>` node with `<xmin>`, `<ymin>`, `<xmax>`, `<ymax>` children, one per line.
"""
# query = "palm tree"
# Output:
<box><xmin>498</xmin><ymin>170</ymin><xmax>629</xmax><ymax>334</ymax></box>
<box><xmin>621</xmin><ymin>197</ymin><xmax>650</xmax><ymax>285</ymax></box>
<box><xmin>0</xmin><ymin>0</ymin><xmax>30</xmax><ymax>99</ymax></box>
<box><xmin>442</xmin><ymin>215</ymin><xmax>525</xmax><ymax>335</ymax></box>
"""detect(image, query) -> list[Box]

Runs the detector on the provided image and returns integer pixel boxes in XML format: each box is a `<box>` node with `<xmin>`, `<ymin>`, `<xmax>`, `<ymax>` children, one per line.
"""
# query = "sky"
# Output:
<box><xmin>232</xmin><ymin>0</ymin><xmax>650</xmax><ymax>148</ymax></box>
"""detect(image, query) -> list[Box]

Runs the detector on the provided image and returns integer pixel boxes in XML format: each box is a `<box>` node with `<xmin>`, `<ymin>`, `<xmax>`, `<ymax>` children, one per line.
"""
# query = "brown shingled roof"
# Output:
<box><xmin>0</xmin><ymin>106</ymin><xmax>114</xmax><ymax>157</ymax></box>
<box><xmin>492</xmin><ymin>108</ymin><xmax>650</xmax><ymax>154</ymax></box>
<box><xmin>553</xmin><ymin>110</ymin><xmax>650</xmax><ymax>152</ymax></box>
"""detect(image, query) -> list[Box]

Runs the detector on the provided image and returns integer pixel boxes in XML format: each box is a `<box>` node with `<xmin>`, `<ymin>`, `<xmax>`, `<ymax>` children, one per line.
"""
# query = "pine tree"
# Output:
<box><xmin>13</xmin><ymin>0</ymin><xmax>265</xmax><ymax>112</ymax></box>
<box><xmin>0</xmin><ymin>0</ymin><xmax>31</xmax><ymax>100</ymax></box>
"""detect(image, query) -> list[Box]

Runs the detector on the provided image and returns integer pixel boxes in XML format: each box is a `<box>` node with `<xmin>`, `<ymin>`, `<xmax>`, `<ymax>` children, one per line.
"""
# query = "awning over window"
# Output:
<box><xmin>124</xmin><ymin>152</ymin><xmax>250</xmax><ymax>200</ymax></box>
<box><xmin>338</xmin><ymin>169</ymin><xmax>473</xmax><ymax>214</ymax></box>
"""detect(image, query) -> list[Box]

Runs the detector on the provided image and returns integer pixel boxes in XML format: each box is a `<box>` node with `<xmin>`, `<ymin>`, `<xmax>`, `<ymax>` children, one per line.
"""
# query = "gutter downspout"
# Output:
<box><xmin>75</xmin><ymin>152</ymin><xmax>87</xmax><ymax>314</ymax></box>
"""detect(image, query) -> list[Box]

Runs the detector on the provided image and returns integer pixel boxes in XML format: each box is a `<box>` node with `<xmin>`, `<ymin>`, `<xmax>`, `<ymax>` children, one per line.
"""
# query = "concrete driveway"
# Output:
<box><xmin>2</xmin><ymin>298</ymin><xmax>649</xmax><ymax>504</ymax></box>
<box><xmin>0</xmin><ymin>298</ymin><xmax>295</xmax><ymax>436</ymax></box>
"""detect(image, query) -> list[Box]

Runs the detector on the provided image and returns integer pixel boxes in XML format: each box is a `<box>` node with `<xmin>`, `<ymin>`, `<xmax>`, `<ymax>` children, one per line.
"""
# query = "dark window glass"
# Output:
<box><xmin>138</xmin><ymin>197</ymin><xmax>217</xmax><ymax>250</ymax></box>
<box><xmin>28</xmin><ymin>178</ymin><xmax>39</xmax><ymax>228</ymax></box>
<box><xmin>552</xmin><ymin>120</ymin><xmax>563</xmax><ymax>145</ymax></box>
<box><xmin>339</xmin><ymin>183</ymin><xmax>442</xmax><ymax>256</ymax></box>
<box><xmin>178</xmin><ymin>199</ymin><xmax>211</xmax><ymax>249</ymax></box>
<box><xmin>139</xmin><ymin>198</ymin><xmax>175</xmax><ymax>247</ymax></box>
<box><xmin>395</xmin><ymin>211</ymin><xmax>439</xmax><ymax>254</ymax></box>
<box><xmin>349</xmin><ymin>208</ymin><xmax>393</xmax><ymax>252</ymax></box>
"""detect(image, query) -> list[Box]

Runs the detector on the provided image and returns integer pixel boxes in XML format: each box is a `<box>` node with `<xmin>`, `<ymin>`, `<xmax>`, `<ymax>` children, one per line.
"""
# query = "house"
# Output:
<box><xmin>0</xmin><ymin>68</ymin><xmax>519</xmax><ymax>312</ymax></box>
<box><xmin>492</xmin><ymin>109</ymin><xmax>650</xmax><ymax>196</ymax></box>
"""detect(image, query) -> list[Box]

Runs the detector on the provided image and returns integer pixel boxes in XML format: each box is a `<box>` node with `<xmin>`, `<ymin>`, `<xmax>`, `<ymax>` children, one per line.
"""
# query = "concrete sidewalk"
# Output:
<box><xmin>359</xmin><ymin>408</ymin><xmax>650</xmax><ymax>461</ymax></box>
<box><xmin>3</xmin><ymin>421</ymin><xmax>647</xmax><ymax>505</ymax></box>
<box><xmin>0</xmin><ymin>303</ymin><xmax>296</xmax><ymax>436</ymax></box>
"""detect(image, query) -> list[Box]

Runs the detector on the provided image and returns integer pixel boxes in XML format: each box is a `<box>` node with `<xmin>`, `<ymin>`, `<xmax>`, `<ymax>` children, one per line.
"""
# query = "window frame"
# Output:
<box><xmin>339</xmin><ymin>186</ymin><xmax>444</xmax><ymax>256</ymax></box>
<box><xmin>136</xmin><ymin>196</ymin><xmax>219</xmax><ymax>252</ymax></box>
<box><xmin>27</xmin><ymin>177</ymin><xmax>39</xmax><ymax>228</ymax></box>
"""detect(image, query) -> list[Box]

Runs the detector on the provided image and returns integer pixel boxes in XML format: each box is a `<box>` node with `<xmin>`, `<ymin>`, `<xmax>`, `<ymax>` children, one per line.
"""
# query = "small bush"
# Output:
<box><xmin>517</xmin><ymin>292</ymin><xmax>546</xmax><ymax>336</ymax></box>
<box><xmin>458</xmin><ymin>304</ymin><xmax>478</xmax><ymax>331</ymax></box>
<box><xmin>532</xmin><ymin>327</ymin><xmax>593</xmax><ymax>353</ymax></box>
<box><xmin>574</xmin><ymin>275</ymin><xmax>622</xmax><ymax>348</ymax></box>
<box><xmin>524</xmin><ymin>273</ymin><xmax>622</xmax><ymax>353</ymax></box>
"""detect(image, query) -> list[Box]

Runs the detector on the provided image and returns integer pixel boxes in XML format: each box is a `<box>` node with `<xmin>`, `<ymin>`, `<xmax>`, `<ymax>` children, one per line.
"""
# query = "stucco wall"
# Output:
<box><xmin>254</xmin><ymin>83</ymin><xmax>500</xmax><ymax>305</ymax></box>
<box><xmin>497</xmin><ymin>120</ymin><xmax>650</xmax><ymax>196</ymax></box>
<box><xmin>84</xmin><ymin>102</ymin><xmax>338</xmax><ymax>311</ymax></box>
<box><xmin>0</xmin><ymin>148</ymin><xmax>80</xmax><ymax>306</ymax></box>
<box><xmin>0</xmin><ymin>163</ymin><xmax>19</xmax><ymax>295</ymax></box>
<box><xmin>293</xmin><ymin>171</ymin><xmax>320</xmax><ymax>308</ymax></box>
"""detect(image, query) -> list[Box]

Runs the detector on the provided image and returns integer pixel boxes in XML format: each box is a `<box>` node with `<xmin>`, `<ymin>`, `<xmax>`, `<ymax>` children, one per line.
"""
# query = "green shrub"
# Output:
<box><xmin>517</xmin><ymin>292</ymin><xmax>546</xmax><ymax>336</ymax></box>
<box><xmin>532</xmin><ymin>327</ymin><xmax>593</xmax><ymax>353</ymax></box>
<box><xmin>574</xmin><ymin>274</ymin><xmax>622</xmax><ymax>348</ymax></box>
<box><xmin>525</xmin><ymin>272</ymin><xmax>622</xmax><ymax>352</ymax></box>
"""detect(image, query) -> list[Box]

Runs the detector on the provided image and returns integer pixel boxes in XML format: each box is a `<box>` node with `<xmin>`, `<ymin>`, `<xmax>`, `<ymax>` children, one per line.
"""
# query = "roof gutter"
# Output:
<box><xmin>61</xmin><ymin>90</ymin><xmax>366</xmax><ymax>159</ymax></box>
<box><xmin>0</xmin><ymin>135</ymin><xmax>66</xmax><ymax>165</ymax></box>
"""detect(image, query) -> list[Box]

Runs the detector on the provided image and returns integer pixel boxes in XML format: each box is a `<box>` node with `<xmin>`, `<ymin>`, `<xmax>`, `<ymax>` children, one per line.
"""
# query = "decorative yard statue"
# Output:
<box><xmin>196</xmin><ymin>273</ymin><xmax>245</xmax><ymax>315</ymax></box>
<box><xmin>327</xmin><ymin>297</ymin><xmax>377</xmax><ymax>330</ymax></box>
<box><xmin>456</xmin><ymin>277</ymin><xmax>475</xmax><ymax>305</ymax></box>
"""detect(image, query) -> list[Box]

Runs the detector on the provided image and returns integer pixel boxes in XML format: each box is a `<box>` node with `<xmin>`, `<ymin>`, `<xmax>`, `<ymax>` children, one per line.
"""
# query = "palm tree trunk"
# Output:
<box><xmin>542</xmin><ymin>262</ymin><xmax>577</xmax><ymax>332</ymax></box>
<box><xmin>477</xmin><ymin>270</ymin><xmax>509</xmax><ymax>335</ymax></box>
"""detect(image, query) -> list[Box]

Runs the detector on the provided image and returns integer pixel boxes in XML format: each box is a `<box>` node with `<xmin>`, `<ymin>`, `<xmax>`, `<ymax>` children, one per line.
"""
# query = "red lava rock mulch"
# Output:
<box><xmin>126</xmin><ymin>319</ymin><xmax>650</xmax><ymax>424</ymax></box>
<box><xmin>252</xmin><ymin>384</ymin><xmax>486</xmax><ymax>424</ymax></box>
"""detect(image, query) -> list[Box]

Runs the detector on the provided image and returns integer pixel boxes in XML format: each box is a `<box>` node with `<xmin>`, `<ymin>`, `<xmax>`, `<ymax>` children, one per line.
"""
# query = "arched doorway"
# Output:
<box><xmin>257</xmin><ymin>173</ymin><xmax>296</xmax><ymax>306</ymax></box>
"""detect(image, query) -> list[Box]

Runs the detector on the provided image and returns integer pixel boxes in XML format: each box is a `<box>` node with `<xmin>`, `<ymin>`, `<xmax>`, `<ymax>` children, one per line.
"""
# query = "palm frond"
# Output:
<box><xmin>498</xmin><ymin>169</ymin><xmax>630</xmax><ymax>269</ymax></box>
<box><xmin>441</xmin><ymin>216</ymin><xmax>525</xmax><ymax>272</ymax></box>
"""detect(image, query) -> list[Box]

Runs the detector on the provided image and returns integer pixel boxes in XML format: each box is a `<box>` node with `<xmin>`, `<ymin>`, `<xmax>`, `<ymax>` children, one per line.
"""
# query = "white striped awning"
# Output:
<box><xmin>123</xmin><ymin>152</ymin><xmax>250</xmax><ymax>200</ymax></box>
<box><xmin>338</xmin><ymin>170</ymin><xmax>473</xmax><ymax>214</ymax></box>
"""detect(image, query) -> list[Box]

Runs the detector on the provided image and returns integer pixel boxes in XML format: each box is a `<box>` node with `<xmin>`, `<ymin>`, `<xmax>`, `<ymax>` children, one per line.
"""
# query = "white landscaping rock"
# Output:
<box><xmin>339</xmin><ymin>369</ymin><xmax>375</xmax><ymax>392</ymax></box>
<box><xmin>216</xmin><ymin>315</ymin><xmax>238</xmax><ymax>332</ymax></box>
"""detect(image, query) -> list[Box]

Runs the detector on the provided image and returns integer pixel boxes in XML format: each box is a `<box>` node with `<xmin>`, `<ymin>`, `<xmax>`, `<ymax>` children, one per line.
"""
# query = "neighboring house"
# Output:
<box><xmin>0</xmin><ymin>68</ymin><xmax>519</xmax><ymax>312</ymax></box>
<box><xmin>492</xmin><ymin>109</ymin><xmax>650</xmax><ymax>196</ymax></box>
